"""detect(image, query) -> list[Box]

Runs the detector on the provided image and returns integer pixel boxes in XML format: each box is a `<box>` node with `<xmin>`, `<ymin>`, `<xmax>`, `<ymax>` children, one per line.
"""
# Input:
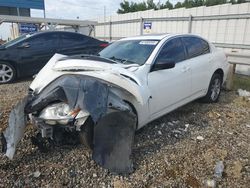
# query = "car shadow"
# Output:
<box><xmin>13</xmin><ymin>77</ymin><xmax>34</xmax><ymax>83</ymax></box>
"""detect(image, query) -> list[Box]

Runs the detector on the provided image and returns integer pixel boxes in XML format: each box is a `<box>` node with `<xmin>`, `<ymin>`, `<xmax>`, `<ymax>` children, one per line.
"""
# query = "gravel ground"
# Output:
<box><xmin>0</xmin><ymin>80</ymin><xmax>249</xmax><ymax>188</ymax></box>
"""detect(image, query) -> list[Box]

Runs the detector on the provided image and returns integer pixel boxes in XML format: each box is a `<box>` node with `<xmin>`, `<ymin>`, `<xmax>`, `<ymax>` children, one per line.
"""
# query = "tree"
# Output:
<box><xmin>147</xmin><ymin>0</ymin><xmax>157</xmax><ymax>9</ymax></box>
<box><xmin>174</xmin><ymin>2</ymin><xmax>184</xmax><ymax>8</ymax></box>
<box><xmin>117</xmin><ymin>1</ymin><xmax>131</xmax><ymax>14</ymax></box>
<box><xmin>117</xmin><ymin>0</ymin><xmax>174</xmax><ymax>14</ymax></box>
<box><xmin>237</xmin><ymin>0</ymin><xmax>246</xmax><ymax>3</ymax></box>
<box><xmin>117</xmin><ymin>0</ymin><xmax>247</xmax><ymax>14</ymax></box>
<box><xmin>160</xmin><ymin>1</ymin><xmax>174</xmax><ymax>9</ymax></box>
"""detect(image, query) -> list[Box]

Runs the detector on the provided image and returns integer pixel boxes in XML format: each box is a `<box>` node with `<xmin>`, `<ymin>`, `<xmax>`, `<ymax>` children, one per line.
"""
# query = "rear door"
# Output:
<box><xmin>59</xmin><ymin>33</ymin><xmax>103</xmax><ymax>55</ymax></box>
<box><xmin>17</xmin><ymin>33</ymin><xmax>59</xmax><ymax>76</ymax></box>
<box><xmin>181</xmin><ymin>36</ymin><xmax>212</xmax><ymax>95</ymax></box>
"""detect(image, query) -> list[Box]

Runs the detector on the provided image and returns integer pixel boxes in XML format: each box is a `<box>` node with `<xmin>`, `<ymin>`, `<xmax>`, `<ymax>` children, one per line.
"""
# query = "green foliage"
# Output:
<box><xmin>117</xmin><ymin>0</ymin><xmax>247</xmax><ymax>14</ymax></box>
<box><xmin>117</xmin><ymin>0</ymin><xmax>172</xmax><ymax>14</ymax></box>
<box><xmin>147</xmin><ymin>0</ymin><xmax>157</xmax><ymax>9</ymax></box>
<box><xmin>160</xmin><ymin>1</ymin><xmax>174</xmax><ymax>9</ymax></box>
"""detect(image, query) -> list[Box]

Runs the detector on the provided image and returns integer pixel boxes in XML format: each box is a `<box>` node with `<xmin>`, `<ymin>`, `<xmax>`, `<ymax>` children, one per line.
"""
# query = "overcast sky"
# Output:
<box><xmin>32</xmin><ymin>0</ymin><xmax>180</xmax><ymax>19</ymax></box>
<box><xmin>0</xmin><ymin>0</ymin><xmax>180</xmax><ymax>40</ymax></box>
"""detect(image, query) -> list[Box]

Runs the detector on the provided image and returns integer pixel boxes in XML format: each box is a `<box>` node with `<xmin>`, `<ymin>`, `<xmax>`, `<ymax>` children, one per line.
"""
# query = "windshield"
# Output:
<box><xmin>2</xmin><ymin>34</ymin><xmax>32</xmax><ymax>48</ymax></box>
<box><xmin>99</xmin><ymin>40</ymin><xmax>159</xmax><ymax>65</ymax></box>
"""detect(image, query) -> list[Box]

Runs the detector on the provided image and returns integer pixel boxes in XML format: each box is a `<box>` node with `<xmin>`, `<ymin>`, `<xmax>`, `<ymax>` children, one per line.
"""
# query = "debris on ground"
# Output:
<box><xmin>196</xmin><ymin>136</ymin><xmax>204</xmax><ymax>141</ymax></box>
<box><xmin>237</xmin><ymin>89</ymin><xmax>250</xmax><ymax>97</ymax></box>
<box><xmin>214</xmin><ymin>161</ymin><xmax>224</xmax><ymax>178</ymax></box>
<box><xmin>33</xmin><ymin>171</ymin><xmax>41</xmax><ymax>178</ymax></box>
<box><xmin>205</xmin><ymin>179</ymin><xmax>216</xmax><ymax>188</ymax></box>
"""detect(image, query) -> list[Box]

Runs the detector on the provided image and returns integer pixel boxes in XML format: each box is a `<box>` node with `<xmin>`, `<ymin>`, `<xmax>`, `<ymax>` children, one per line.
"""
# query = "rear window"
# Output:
<box><xmin>61</xmin><ymin>33</ymin><xmax>90</xmax><ymax>47</ymax></box>
<box><xmin>182</xmin><ymin>37</ymin><xmax>210</xmax><ymax>59</ymax></box>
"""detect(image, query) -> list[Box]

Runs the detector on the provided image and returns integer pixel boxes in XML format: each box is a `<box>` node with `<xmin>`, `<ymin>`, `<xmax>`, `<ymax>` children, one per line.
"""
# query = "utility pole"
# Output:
<box><xmin>104</xmin><ymin>6</ymin><xmax>106</xmax><ymax>40</ymax></box>
<box><xmin>43</xmin><ymin>9</ymin><xmax>46</xmax><ymax>19</ymax></box>
<box><xmin>43</xmin><ymin>3</ymin><xmax>47</xmax><ymax>30</ymax></box>
<box><xmin>17</xmin><ymin>7</ymin><xmax>20</xmax><ymax>37</ymax></box>
<box><xmin>157</xmin><ymin>0</ymin><xmax>161</xmax><ymax>9</ymax></box>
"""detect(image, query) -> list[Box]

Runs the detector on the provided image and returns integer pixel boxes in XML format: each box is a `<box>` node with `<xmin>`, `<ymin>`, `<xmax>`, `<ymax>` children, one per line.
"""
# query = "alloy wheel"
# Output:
<box><xmin>210</xmin><ymin>78</ymin><xmax>221</xmax><ymax>101</ymax></box>
<box><xmin>0</xmin><ymin>64</ymin><xmax>14</xmax><ymax>83</ymax></box>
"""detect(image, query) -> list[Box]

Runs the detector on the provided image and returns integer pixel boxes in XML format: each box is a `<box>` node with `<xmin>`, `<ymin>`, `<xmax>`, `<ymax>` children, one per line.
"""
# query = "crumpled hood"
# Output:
<box><xmin>30</xmin><ymin>54</ymin><xmax>145</xmax><ymax>104</ymax></box>
<box><xmin>52</xmin><ymin>57</ymin><xmax>141</xmax><ymax>83</ymax></box>
<box><xmin>53</xmin><ymin>57</ymin><xmax>140</xmax><ymax>72</ymax></box>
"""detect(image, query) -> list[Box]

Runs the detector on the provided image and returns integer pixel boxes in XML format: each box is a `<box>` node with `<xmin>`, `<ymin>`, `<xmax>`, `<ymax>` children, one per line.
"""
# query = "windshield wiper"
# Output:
<box><xmin>108</xmin><ymin>56</ymin><xmax>136</xmax><ymax>64</ymax></box>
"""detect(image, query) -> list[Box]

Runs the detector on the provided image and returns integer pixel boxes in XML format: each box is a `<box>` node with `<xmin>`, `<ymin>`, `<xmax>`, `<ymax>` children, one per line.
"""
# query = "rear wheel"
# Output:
<box><xmin>0</xmin><ymin>62</ymin><xmax>16</xmax><ymax>84</ymax></box>
<box><xmin>201</xmin><ymin>73</ymin><xmax>222</xmax><ymax>103</ymax></box>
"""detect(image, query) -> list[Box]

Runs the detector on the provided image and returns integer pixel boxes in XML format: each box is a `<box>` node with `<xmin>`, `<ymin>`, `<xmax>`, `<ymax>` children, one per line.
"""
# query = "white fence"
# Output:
<box><xmin>93</xmin><ymin>3</ymin><xmax>250</xmax><ymax>53</ymax></box>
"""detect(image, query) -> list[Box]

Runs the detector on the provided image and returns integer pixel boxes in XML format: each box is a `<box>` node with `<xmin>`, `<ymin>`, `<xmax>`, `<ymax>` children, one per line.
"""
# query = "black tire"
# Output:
<box><xmin>201</xmin><ymin>73</ymin><xmax>222</xmax><ymax>103</ymax></box>
<box><xmin>0</xmin><ymin>62</ymin><xmax>16</xmax><ymax>84</ymax></box>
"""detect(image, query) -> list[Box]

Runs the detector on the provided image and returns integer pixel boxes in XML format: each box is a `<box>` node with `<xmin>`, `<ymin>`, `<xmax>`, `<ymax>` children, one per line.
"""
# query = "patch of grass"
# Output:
<box><xmin>233</xmin><ymin>74</ymin><xmax>250</xmax><ymax>91</ymax></box>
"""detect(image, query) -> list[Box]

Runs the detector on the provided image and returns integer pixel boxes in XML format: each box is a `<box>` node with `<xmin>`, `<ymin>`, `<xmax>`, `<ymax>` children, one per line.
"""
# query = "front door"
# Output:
<box><xmin>148</xmin><ymin>37</ymin><xmax>191</xmax><ymax>119</ymax></box>
<box><xmin>17</xmin><ymin>33</ymin><xmax>59</xmax><ymax>76</ymax></box>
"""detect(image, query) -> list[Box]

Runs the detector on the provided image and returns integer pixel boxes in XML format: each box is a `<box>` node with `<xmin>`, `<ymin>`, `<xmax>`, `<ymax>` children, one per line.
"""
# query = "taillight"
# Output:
<box><xmin>99</xmin><ymin>43</ymin><xmax>109</xmax><ymax>47</ymax></box>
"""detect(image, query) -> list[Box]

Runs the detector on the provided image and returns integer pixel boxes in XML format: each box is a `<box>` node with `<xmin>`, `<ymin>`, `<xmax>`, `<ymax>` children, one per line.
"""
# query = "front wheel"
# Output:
<box><xmin>201</xmin><ymin>73</ymin><xmax>222</xmax><ymax>103</ymax></box>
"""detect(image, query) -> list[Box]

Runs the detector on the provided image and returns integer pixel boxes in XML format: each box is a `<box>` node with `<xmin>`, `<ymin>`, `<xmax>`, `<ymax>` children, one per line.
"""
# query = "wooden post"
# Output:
<box><xmin>225</xmin><ymin>64</ymin><xmax>236</xmax><ymax>90</ymax></box>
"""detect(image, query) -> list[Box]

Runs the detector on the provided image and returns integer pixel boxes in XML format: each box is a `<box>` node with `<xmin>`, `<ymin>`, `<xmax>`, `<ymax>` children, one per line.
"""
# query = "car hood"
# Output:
<box><xmin>53</xmin><ymin>57</ymin><xmax>141</xmax><ymax>77</ymax></box>
<box><xmin>30</xmin><ymin>54</ymin><xmax>146</xmax><ymax>104</ymax></box>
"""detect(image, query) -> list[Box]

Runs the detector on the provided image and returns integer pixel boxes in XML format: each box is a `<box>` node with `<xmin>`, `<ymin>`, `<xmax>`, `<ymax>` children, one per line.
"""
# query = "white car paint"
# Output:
<box><xmin>30</xmin><ymin>34</ymin><xmax>229</xmax><ymax>129</ymax></box>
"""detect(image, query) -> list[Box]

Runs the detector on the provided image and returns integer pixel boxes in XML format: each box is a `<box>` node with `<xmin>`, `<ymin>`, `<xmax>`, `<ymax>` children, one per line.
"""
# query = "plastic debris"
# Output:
<box><xmin>246</xmin><ymin>124</ymin><xmax>250</xmax><ymax>128</ymax></box>
<box><xmin>158</xmin><ymin>130</ymin><xmax>162</xmax><ymax>135</ymax></box>
<box><xmin>1</xmin><ymin>97</ymin><xmax>28</xmax><ymax>159</ymax></box>
<box><xmin>205</xmin><ymin>179</ymin><xmax>216</xmax><ymax>188</ymax></box>
<box><xmin>167</xmin><ymin>122</ymin><xmax>174</xmax><ymax>126</ymax></box>
<box><xmin>33</xmin><ymin>171</ymin><xmax>41</xmax><ymax>178</ymax></box>
<box><xmin>214</xmin><ymin>161</ymin><xmax>224</xmax><ymax>178</ymax></box>
<box><xmin>196</xmin><ymin>136</ymin><xmax>204</xmax><ymax>141</ymax></box>
<box><xmin>184</xmin><ymin>124</ymin><xmax>189</xmax><ymax>131</ymax></box>
<box><xmin>172</xmin><ymin>120</ymin><xmax>180</xmax><ymax>124</ymax></box>
<box><xmin>173</xmin><ymin>130</ymin><xmax>182</xmax><ymax>134</ymax></box>
<box><xmin>237</xmin><ymin>89</ymin><xmax>250</xmax><ymax>97</ymax></box>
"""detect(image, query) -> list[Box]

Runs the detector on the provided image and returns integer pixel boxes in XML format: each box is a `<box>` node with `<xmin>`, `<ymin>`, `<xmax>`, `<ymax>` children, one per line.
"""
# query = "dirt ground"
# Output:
<box><xmin>0</xmin><ymin>80</ymin><xmax>249</xmax><ymax>188</ymax></box>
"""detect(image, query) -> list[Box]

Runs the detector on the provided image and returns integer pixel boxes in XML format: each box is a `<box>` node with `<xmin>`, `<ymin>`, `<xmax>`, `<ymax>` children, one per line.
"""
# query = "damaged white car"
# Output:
<box><xmin>1</xmin><ymin>34</ymin><xmax>229</xmax><ymax>174</ymax></box>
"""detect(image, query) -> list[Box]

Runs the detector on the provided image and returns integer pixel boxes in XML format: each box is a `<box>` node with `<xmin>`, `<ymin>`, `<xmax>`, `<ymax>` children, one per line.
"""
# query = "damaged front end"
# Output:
<box><xmin>1</xmin><ymin>75</ymin><xmax>137</xmax><ymax>174</ymax></box>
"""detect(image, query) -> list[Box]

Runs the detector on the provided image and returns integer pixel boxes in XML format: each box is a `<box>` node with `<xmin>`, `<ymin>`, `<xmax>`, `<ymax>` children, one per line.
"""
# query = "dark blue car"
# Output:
<box><xmin>0</xmin><ymin>31</ymin><xmax>108</xmax><ymax>84</ymax></box>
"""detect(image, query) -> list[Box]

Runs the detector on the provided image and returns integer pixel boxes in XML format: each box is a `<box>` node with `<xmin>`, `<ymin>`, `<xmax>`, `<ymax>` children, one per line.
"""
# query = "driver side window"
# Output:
<box><xmin>156</xmin><ymin>38</ymin><xmax>186</xmax><ymax>64</ymax></box>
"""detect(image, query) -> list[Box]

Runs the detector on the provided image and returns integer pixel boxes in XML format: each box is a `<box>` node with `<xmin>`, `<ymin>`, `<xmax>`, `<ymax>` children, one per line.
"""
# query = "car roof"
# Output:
<box><xmin>120</xmin><ymin>33</ymin><xmax>174</xmax><ymax>41</ymax></box>
<box><xmin>32</xmin><ymin>30</ymin><xmax>83</xmax><ymax>36</ymax></box>
<box><xmin>119</xmin><ymin>33</ymin><xmax>209</xmax><ymax>42</ymax></box>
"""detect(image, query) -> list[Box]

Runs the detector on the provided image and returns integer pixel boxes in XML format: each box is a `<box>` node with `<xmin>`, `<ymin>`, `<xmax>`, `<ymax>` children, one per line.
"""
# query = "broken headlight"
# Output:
<box><xmin>39</xmin><ymin>103</ymin><xmax>77</xmax><ymax>125</ymax></box>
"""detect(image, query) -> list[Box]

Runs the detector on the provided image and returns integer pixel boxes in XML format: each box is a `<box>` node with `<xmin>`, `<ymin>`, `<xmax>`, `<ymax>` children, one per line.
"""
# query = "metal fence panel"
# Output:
<box><xmin>93</xmin><ymin>3</ymin><xmax>250</xmax><ymax>53</ymax></box>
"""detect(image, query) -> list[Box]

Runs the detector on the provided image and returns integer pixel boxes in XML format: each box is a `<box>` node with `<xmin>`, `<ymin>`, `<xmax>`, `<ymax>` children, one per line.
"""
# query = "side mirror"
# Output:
<box><xmin>152</xmin><ymin>59</ymin><xmax>175</xmax><ymax>71</ymax></box>
<box><xmin>18</xmin><ymin>42</ymin><xmax>30</xmax><ymax>49</ymax></box>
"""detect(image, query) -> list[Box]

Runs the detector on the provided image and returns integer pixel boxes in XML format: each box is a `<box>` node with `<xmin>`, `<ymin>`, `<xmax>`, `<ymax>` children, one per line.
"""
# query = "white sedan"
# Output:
<box><xmin>2</xmin><ymin>34</ymin><xmax>229</xmax><ymax>174</ymax></box>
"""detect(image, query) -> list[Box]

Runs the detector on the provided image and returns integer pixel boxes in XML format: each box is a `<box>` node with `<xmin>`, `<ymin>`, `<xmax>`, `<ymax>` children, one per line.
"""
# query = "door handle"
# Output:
<box><xmin>181</xmin><ymin>66</ymin><xmax>190</xmax><ymax>72</ymax></box>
